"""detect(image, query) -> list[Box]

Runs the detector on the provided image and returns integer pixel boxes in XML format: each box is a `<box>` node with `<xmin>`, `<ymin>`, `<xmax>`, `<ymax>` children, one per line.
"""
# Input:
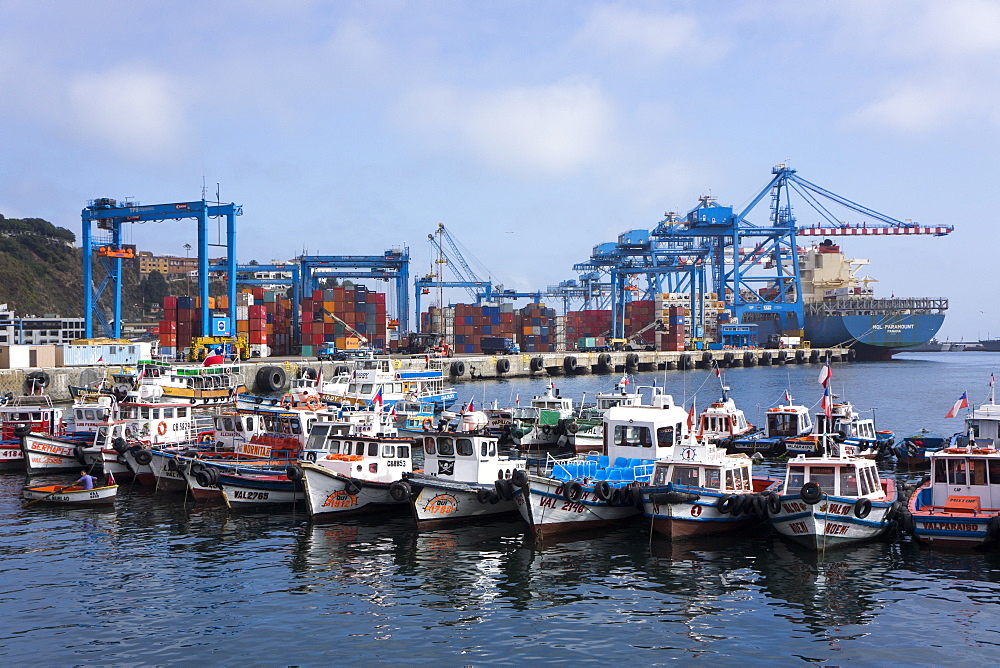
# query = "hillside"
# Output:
<box><xmin>0</xmin><ymin>216</ymin><xmax>86</xmax><ymax>316</ymax></box>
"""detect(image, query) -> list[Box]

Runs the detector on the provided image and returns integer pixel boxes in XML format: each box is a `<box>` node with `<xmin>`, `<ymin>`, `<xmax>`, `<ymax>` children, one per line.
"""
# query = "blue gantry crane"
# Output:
<box><xmin>82</xmin><ymin>197</ymin><xmax>241</xmax><ymax>339</ymax></box>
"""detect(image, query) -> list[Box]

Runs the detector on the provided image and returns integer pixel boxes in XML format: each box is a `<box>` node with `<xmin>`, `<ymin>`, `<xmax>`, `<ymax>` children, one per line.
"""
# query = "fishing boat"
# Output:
<box><xmin>767</xmin><ymin>441</ymin><xmax>900</xmax><ymax>550</ymax></box>
<box><xmin>508</xmin><ymin>384</ymin><xmax>575</xmax><ymax>452</ymax></box>
<box><xmin>694</xmin><ymin>389</ymin><xmax>757</xmax><ymax>448</ymax></box>
<box><xmin>392</xmin><ymin>399</ymin><xmax>438</xmax><ymax>435</ymax></box>
<box><xmin>784</xmin><ymin>399</ymin><xmax>892</xmax><ymax>458</ymax></box>
<box><xmin>397</xmin><ymin>411</ymin><xmax>527</xmax><ymax>527</ymax></box>
<box><xmin>889</xmin><ymin>430</ymin><xmax>948</xmax><ymax>465</ymax></box>
<box><xmin>291</xmin><ymin>413</ymin><xmax>415</xmax><ymax>517</ymax></box>
<box><xmin>562</xmin><ymin>377</ymin><xmax>645</xmax><ymax>453</ymax></box>
<box><xmin>318</xmin><ymin>357</ymin><xmax>457</xmax><ymax>409</ymax></box>
<box><xmin>637</xmin><ymin>435</ymin><xmax>780</xmax><ymax>539</ymax></box>
<box><xmin>729</xmin><ymin>394</ymin><xmax>814</xmax><ymax>457</ymax></box>
<box><xmin>0</xmin><ymin>395</ymin><xmax>66</xmax><ymax>471</ymax></box>
<box><xmin>22</xmin><ymin>482</ymin><xmax>118</xmax><ymax>506</ymax></box>
<box><xmin>902</xmin><ymin>396</ymin><xmax>1000</xmax><ymax>548</ymax></box>
<box><xmin>513</xmin><ymin>396</ymin><xmax>692</xmax><ymax>538</ymax></box>
<box><xmin>131</xmin><ymin>359</ymin><xmax>248</xmax><ymax>406</ymax></box>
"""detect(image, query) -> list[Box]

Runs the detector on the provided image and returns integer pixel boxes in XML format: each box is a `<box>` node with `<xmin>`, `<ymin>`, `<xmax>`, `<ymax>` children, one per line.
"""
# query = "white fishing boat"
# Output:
<box><xmin>768</xmin><ymin>439</ymin><xmax>900</xmax><ymax>550</ymax></box>
<box><xmin>22</xmin><ymin>482</ymin><xmax>118</xmax><ymax>507</ymax></box>
<box><xmin>784</xmin><ymin>399</ymin><xmax>892</xmax><ymax>458</ymax></box>
<box><xmin>637</xmin><ymin>434</ymin><xmax>780</xmax><ymax>539</ymax></box>
<box><xmin>396</xmin><ymin>411</ymin><xmax>527</xmax><ymax>527</ymax></box>
<box><xmin>513</xmin><ymin>396</ymin><xmax>692</xmax><ymax>538</ymax></box>
<box><xmin>318</xmin><ymin>357</ymin><xmax>457</xmax><ymax>409</ymax></box>
<box><xmin>293</xmin><ymin>416</ymin><xmax>415</xmax><ymax>517</ymax></box>
<box><xmin>563</xmin><ymin>378</ymin><xmax>645</xmax><ymax>453</ymax></box>
<box><xmin>729</xmin><ymin>394</ymin><xmax>814</xmax><ymax>457</ymax></box>
<box><xmin>695</xmin><ymin>389</ymin><xmax>757</xmax><ymax>447</ymax></box>
<box><xmin>0</xmin><ymin>395</ymin><xmax>66</xmax><ymax>471</ymax></box>
<box><xmin>508</xmin><ymin>384</ymin><xmax>575</xmax><ymax>452</ymax></box>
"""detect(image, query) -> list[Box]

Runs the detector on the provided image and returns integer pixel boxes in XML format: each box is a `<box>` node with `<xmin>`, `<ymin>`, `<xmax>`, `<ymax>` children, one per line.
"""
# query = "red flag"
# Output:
<box><xmin>783</xmin><ymin>389</ymin><xmax>792</xmax><ymax>403</ymax></box>
<box><xmin>821</xmin><ymin>385</ymin><xmax>833</xmax><ymax>418</ymax></box>
<box><xmin>106</xmin><ymin>471</ymin><xmax>116</xmax><ymax>486</ymax></box>
<box><xmin>203</xmin><ymin>349</ymin><xmax>224</xmax><ymax>366</ymax></box>
<box><xmin>714</xmin><ymin>362</ymin><xmax>721</xmax><ymax>378</ymax></box>
<box><xmin>686</xmin><ymin>405</ymin><xmax>695</xmax><ymax>430</ymax></box>
<box><xmin>945</xmin><ymin>392</ymin><xmax>968</xmax><ymax>418</ymax></box>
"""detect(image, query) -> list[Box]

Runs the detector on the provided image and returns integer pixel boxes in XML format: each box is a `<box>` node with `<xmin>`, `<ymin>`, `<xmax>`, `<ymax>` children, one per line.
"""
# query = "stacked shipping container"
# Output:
<box><xmin>299</xmin><ymin>286</ymin><xmax>387</xmax><ymax>356</ymax></box>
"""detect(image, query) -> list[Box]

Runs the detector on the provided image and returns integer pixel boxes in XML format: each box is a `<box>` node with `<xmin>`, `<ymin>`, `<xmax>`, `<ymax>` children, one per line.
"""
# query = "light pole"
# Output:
<box><xmin>184</xmin><ymin>244</ymin><xmax>192</xmax><ymax>296</ymax></box>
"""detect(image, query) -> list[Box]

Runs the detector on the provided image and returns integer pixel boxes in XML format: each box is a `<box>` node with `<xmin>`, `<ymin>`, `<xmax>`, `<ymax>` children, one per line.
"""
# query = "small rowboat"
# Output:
<box><xmin>22</xmin><ymin>484</ymin><xmax>118</xmax><ymax>506</ymax></box>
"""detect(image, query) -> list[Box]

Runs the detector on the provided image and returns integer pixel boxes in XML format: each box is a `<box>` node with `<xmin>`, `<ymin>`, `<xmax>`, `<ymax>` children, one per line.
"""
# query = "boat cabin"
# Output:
<box><xmin>815</xmin><ymin>401</ymin><xmax>877</xmax><ymax>443</ymax></box>
<box><xmin>783</xmin><ymin>455</ymin><xmax>886</xmax><ymax>500</ymax></box>
<box><xmin>299</xmin><ymin>421</ymin><xmax>413</xmax><ymax>483</ymax></box>
<box><xmin>963</xmin><ymin>401</ymin><xmax>1000</xmax><ymax>448</ymax></box>
<box><xmin>765</xmin><ymin>404</ymin><xmax>813</xmax><ymax>439</ymax></box>
<box><xmin>650</xmin><ymin>451</ymin><xmax>754</xmax><ymax>493</ymax></box>
<box><xmin>68</xmin><ymin>393</ymin><xmax>117</xmax><ymax>434</ymax></box>
<box><xmin>419</xmin><ymin>429</ymin><xmax>523</xmax><ymax>484</ymax></box>
<box><xmin>697</xmin><ymin>397</ymin><xmax>752</xmax><ymax>441</ymax></box>
<box><xmin>603</xmin><ymin>399</ymin><xmax>690</xmax><ymax>463</ymax></box>
<box><xmin>0</xmin><ymin>396</ymin><xmax>65</xmax><ymax>439</ymax></box>
<box><xmin>212</xmin><ymin>411</ymin><xmax>271</xmax><ymax>448</ymax></box>
<box><xmin>927</xmin><ymin>448</ymin><xmax>1000</xmax><ymax>509</ymax></box>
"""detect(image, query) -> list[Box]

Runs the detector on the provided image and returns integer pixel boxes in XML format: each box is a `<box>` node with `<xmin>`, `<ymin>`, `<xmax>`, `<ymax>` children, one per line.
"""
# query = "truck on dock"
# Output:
<box><xmin>576</xmin><ymin>336</ymin><xmax>609</xmax><ymax>352</ymax></box>
<box><xmin>480</xmin><ymin>336</ymin><xmax>520</xmax><ymax>355</ymax></box>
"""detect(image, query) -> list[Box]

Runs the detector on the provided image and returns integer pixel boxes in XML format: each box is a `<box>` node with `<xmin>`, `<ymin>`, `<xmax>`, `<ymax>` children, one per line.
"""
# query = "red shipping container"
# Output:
<box><xmin>163</xmin><ymin>296</ymin><xmax>177</xmax><ymax>310</ymax></box>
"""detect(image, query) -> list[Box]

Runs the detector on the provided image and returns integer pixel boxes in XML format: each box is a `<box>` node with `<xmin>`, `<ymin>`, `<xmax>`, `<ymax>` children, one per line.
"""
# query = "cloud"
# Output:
<box><xmin>573</xmin><ymin>4</ymin><xmax>728</xmax><ymax>66</ymax></box>
<box><xmin>67</xmin><ymin>67</ymin><xmax>189</xmax><ymax>160</ymax></box>
<box><xmin>397</xmin><ymin>80</ymin><xmax>615</xmax><ymax>175</ymax></box>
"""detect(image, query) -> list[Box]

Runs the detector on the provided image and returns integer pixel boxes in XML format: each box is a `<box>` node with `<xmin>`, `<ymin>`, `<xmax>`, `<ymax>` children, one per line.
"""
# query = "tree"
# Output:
<box><xmin>140</xmin><ymin>270</ymin><xmax>169</xmax><ymax>309</ymax></box>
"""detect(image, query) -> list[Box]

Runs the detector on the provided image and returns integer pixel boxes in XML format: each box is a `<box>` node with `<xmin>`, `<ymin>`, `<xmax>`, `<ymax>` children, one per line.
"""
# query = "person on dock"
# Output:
<box><xmin>75</xmin><ymin>470</ymin><xmax>97</xmax><ymax>490</ymax></box>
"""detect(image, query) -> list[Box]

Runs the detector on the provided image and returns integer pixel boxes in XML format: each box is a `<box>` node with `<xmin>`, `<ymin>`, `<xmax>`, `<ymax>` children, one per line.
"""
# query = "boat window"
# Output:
<box><xmin>234</xmin><ymin>417</ymin><xmax>244</xmax><ymax>432</ymax></box>
<box><xmin>355</xmin><ymin>442</ymin><xmax>365</xmax><ymax>456</ymax></box>
<box><xmin>738</xmin><ymin>467</ymin><xmax>750</xmax><ymax>490</ymax></box>
<box><xmin>177</xmin><ymin>407</ymin><xmax>188</xmax><ymax>418</ymax></box>
<box><xmin>481</xmin><ymin>442</ymin><xmax>489</xmax><ymax>457</ymax></box>
<box><xmin>652</xmin><ymin>465</ymin><xmax>669</xmax><ymax>486</ymax></box>
<box><xmin>948</xmin><ymin>459</ymin><xmax>968</xmax><ymax>485</ymax></box>
<box><xmin>768</xmin><ymin>412</ymin><xmax>802</xmax><ymax>438</ymax></box>
<box><xmin>970</xmin><ymin>459</ymin><xmax>988</xmax><ymax>485</ymax></box>
<box><xmin>151</xmin><ymin>409</ymin><xmax>160</xmax><ymax>419</ymax></box>
<box><xmin>382</xmin><ymin>445</ymin><xmax>395</xmax><ymax>458</ymax></box>
<box><xmin>290</xmin><ymin>419</ymin><xmax>302</xmax><ymax>435</ymax></box>
<box><xmin>245</xmin><ymin>417</ymin><xmax>254</xmax><ymax>431</ymax></box>
<box><xmin>397</xmin><ymin>445</ymin><xmax>410</xmax><ymax>459</ymax></box>
<box><xmin>989</xmin><ymin>460</ymin><xmax>1000</xmax><ymax>484</ymax></box>
<box><xmin>424</xmin><ymin>437</ymin><xmax>436</xmax><ymax>455</ymax></box>
<box><xmin>489</xmin><ymin>441</ymin><xmax>496</xmax><ymax>457</ymax></box>
<box><xmin>865</xmin><ymin>467</ymin><xmax>881</xmax><ymax>495</ymax></box>
<box><xmin>857</xmin><ymin>468</ymin><xmax>872</xmax><ymax>495</ymax></box>
<box><xmin>361</xmin><ymin>384</ymin><xmax>374</xmax><ymax>395</ymax></box>
<box><xmin>614</xmin><ymin>425</ymin><xmax>651</xmax><ymax>448</ymax></box>
<box><xmin>704</xmin><ymin>468</ymin><xmax>721</xmax><ymax>490</ymax></box>
<box><xmin>839</xmin><ymin>468</ymin><xmax>859</xmax><ymax>496</ymax></box>
<box><xmin>456</xmin><ymin>439</ymin><xmax>474</xmax><ymax>456</ymax></box>
<box><xmin>368</xmin><ymin>442</ymin><xmax>378</xmax><ymax>457</ymax></box>
<box><xmin>328</xmin><ymin>440</ymin><xmax>341</xmax><ymax>454</ymax></box>
<box><xmin>438</xmin><ymin>438</ymin><xmax>455</xmax><ymax>456</ymax></box>
<box><xmin>305</xmin><ymin>425</ymin><xmax>329</xmax><ymax>450</ymax></box>
<box><xmin>141</xmin><ymin>407</ymin><xmax>150</xmax><ymax>419</ymax></box>
<box><xmin>934</xmin><ymin>459</ymin><xmax>947</xmax><ymax>483</ymax></box>
<box><xmin>673</xmin><ymin>466</ymin><xmax>699</xmax><ymax>487</ymax></box>
<box><xmin>725</xmin><ymin>469</ymin><xmax>735</xmax><ymax>491</ymax></box>
<box><xmin>787</xmin><ymin>466</ymin><xmax>805</xmax><ymax>492</ymax></box>
<box><xmin>83</xmin><ymin>409</ymin><xmax>95</xmax><ymax>421</ymax></box>
<box><xmin>809</xmin><ymin>466</ymin><xmax>836</xmax><ymax>491</ymax></box>
<box><xmin>223</xmin><ymin>417</ymin><xmax>234</xmax><ymax>431</ymax></box>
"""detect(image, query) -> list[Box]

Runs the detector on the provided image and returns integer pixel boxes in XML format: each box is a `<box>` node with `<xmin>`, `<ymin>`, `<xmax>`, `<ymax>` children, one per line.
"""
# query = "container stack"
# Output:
<box><xmin>566</xmin><ymin>310</ymin><xmax>613</xmax><ymax>340</ymax></box>
<box><xmin>624</xmin><ymin>300</ymin><xmax>658</xmax><ymax>344</ymax></box>
<box><xmin>516</xmin><ymin>303</ymin><xmax>556</xmax><ymax>353</ymax></box>
<box><xmin>299</xmin><ymin>286</ymin><xmax>387</xmax><ymax>356</ymax></box>
<box><xmin>420</xmin><ymin>303</ymin><xmax>516</xmax><ymax>354</ymax></box>
<box><xmin>658</xmin><ymin>305</ymin><xmax>686</xmax><ymax>351</ymax></box>
<box><xmin>158</xmin><ymin>295</ymin><xmax>201</xmax><ymax>359</ymax></box>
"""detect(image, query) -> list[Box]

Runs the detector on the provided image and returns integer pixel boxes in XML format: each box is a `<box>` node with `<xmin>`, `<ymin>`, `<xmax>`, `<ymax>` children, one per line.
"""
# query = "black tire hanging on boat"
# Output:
<box><xmin>488</xmin><ymin>490</ymin><xmax>501</xmax><ymax>504</ymax></box>
<box><xmin>195</xmin><ymin>469</ymin><xmax>214</xmax><ymax>487</ymax></box>
<box><xmin>73</xmin><ymin>445</ymin><xmax>87</xmax><ymax>465</ymax></box>
<box><xmin>766</xmin><ymin>492</ymin><xmax>782</xmax><ymax>515</ymax></box>
<box><xmin>286</xmin><ymin>465</ymin><xmax>303</xmax><ymax>482</ymax></box>
<box><xmin>345</xmin><ymin>478</ymin><xmax>363</xmax><ymax>496</ymax></box>
<box><xmin>988</xmin><ymin>515</ymin><xmax>1000</xmax><ymax>539</ymax></box>
<box><xmin>112</xmin><ymin>437</ymin><xmax>127</xmax><ymax>454</ymax></box>
<box><xmin>133</xmin><ymin>449</ymin><xmax>153</xmax><ymax>466</ymax></box>
<box><xmin>800</xmin><ymin>482</ymin><xmax>823</xmax><ymax>505</ymax></box>
<box><xmin>717</xmin><ymin>495</ymin><xmax>738</xmax><ymax>514</ymax></box>
<box><xmin>594</xmin><ymin>480</ymin><xmax>613</xmax><ymax>502</ymax></box>
<box><xmin>900</xmin><ymin>509</ymin><xmax>915</xmax><ymax>534</ymax></box>
<box><xmin>511</xmin><ymin>468</ymin><xmax>528</xmax><ymax>487</ymax></box>
<box><xmin>495</xmin><ymin>478</ymin><xmax>514</xmax><ymax>501</ymax></box>
<box><xmin>752</xmin><ymin>494</ymin><xmax>768</xmax><ymax>518</ymax></box>
<box><xmin>496</xmin><ymin>357</ymin><xmax>511</xmax><ymax>374</ymax></box>
<box><xmin>853</xmin><ymin>498</ymin><xmax>872</xmax><ymax>519</ymax></box>
<box><xmin>388</xmin><ymin>480</ymin><xmax>411</xmax><ymax>502</ymax></box>
<box><xmin>562</xmin><ymin>480</ymin><xmax>583</xmax><ymax>502</ymax></box>
<box><xmin>529</xmin><ymin>357</ymin><xmax>544</xmax><ymax>372</ymax></box>
<box><xmin>14</xmin><ymin>424</ymin><xmax>31</xmax><ymax>438</ymax></box>
<box><xmin>476</xmin><ymin>488</ymin><xmax>492</xmax><ymax>504</ymax></box>
<box><xmin>167</xmin><ymin>458</ymin><xmax>178</xmax><ymax>472</ymax></box>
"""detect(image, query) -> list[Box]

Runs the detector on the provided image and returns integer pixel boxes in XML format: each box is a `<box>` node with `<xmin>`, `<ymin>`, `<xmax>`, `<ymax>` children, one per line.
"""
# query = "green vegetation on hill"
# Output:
<box><xmin>0</xmin><ymin>215</ymin><xmax>85</xmax><ymax>316</ymax></box>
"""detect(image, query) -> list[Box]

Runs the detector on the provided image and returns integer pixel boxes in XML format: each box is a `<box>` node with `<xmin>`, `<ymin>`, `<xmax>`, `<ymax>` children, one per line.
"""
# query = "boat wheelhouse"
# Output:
<box><xmin>729</xmin><ymin>398</ymin><xmax>813</xmax><ymax>457</ymax></box>
<box><xmin>319</xmin><ymin>357</ymin><xmax>456</xmax><ymax>409</ymax></box>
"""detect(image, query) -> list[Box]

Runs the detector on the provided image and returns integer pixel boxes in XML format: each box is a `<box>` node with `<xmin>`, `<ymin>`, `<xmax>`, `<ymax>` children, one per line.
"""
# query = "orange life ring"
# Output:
<box><xmin>422</xmin><ymin>418</ymin><xmax>434</xmax><ymax>431</ymax></box>
<box><xmin>157</xmin><ymin>421</ymin><xmax>167</xmax><ymax>436</ymax></box>
<box><xmin>306</xmin><ymin>396</ymin><xmax>322</xmax><ymax>411</ymax></box>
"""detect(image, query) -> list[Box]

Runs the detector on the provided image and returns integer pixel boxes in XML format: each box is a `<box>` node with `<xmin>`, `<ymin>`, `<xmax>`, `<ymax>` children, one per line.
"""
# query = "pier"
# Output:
<box><xmin>0</xmin><ymin>347</ymin><xmax>851</xmax><ymax>400</ymax></box>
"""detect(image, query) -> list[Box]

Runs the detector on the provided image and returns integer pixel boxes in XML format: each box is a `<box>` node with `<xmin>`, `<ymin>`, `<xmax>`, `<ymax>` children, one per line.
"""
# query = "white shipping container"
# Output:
<box><xmin>61</xmin><ymin>342</ymin><xmax>154</xmax><ymax>366</ymax></box>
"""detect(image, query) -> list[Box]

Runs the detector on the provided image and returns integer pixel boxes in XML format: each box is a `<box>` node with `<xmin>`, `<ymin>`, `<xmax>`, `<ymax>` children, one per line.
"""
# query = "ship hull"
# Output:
<box><xmin>804</xmin><ymin>312</ymin><xmax>945</xmax><ymax>360</ymax></box>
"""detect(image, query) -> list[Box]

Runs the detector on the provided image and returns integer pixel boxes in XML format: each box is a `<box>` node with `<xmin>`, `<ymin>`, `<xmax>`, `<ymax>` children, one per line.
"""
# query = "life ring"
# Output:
<box><xmin>595</xmin><ymin>480</ymin><xmax>613</xmax><ymax>501</ymax></box>
<box><xmin>200</xmin><ymin>432</ymin><xmax>213</xmax><ymax>443</ymax></box>
<box><xmin>306</xmin><ymin>396</ymin><xmax>322</xmax><ymax>411</ymax></box>
<box><xmin>853</xmin><ymin>498</ymin><xmax>872</xmax><ymax>519</ymax></box>
<box><xmin>800</xmin><ymin>482</ymin><xmax>823</xmax><ymax>505</ymax></box>
<box><xmin>157</xmin><ymin>421</ymin><xmax>168</xmax><ymax>436</ymax></box>
<box><xmin>421</xmin><ymin>418</ymin><xmax>435</xmax><ymax>431</ymax></box>
<box><xmin>562</xmin><ymin>481</ymin><xmax>583</xmax><ymax>502</ymax></box>
<box><xmin>280</xmin><ymin>394</ymin><xmax>294</xmax><ymax>409</ymax></box>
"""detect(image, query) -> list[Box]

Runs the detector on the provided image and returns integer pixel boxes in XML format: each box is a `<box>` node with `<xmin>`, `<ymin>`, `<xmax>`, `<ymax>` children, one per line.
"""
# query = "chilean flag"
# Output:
<box><xmin>371</xmin><ymin>385</ymin><xmax>384</xmax><ymax>408</ymax></box>
<box><xmin>821</xmin><ymin>385</ymin><xmax>833</xmax><ymax>418</ymax></box>
<box><xmin>714</xmin><ymin>361</ymin><xmax>721</xmax><ymax>378</ymax></box>
<box><xmin>203</xmin><ymin>348</ymin><xmax>225</xmax><ymax>366</ymax></box>
<box><xmin>467</xmin><ymin>397</ymin><xmax>475</xmax><ymax>412</ymax></box>
<box><xmin>784</xmin><ymin>389</ymin><xmax>792</xmax><ymax>403</ymax></box>
<box><xmin>620</xmin><ymin>375</ymin><xmax>629</xmax><ymax>386</ymax></box>
<box><xmin>945</xmin><ymin>392</ymin><xmax>968</xmax><ymax>418</ymax></box>
<box><xmin>818</xmin><ymin>364</ymin><xmax>832</xmax><ymax>388</ymax></box>
<box><xmin>686</xmin><ymin>405</ymin><xmax>695</xmax><ymax>430</ymax></box>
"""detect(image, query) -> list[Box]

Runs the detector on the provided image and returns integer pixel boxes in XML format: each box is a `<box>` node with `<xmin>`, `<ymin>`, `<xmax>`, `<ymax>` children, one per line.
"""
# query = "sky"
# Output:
<box><xmin>0</xmin><ymin>0</ymin><xmax>996</xmax><ymax>340</ymax></box>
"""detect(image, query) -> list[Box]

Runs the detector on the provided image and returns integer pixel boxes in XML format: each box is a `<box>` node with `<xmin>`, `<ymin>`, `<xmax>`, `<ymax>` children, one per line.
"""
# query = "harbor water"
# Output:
<box><xmin>3</xmin><ymin>352</ymin><xmax>1000</xmax><ymax>664</ymax></box>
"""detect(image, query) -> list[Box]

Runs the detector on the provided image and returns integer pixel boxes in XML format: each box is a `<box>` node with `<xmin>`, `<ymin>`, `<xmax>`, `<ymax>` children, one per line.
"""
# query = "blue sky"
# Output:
<box><xmin>0</xmin><ymin>1</ymin><xmax>995</xmax><ymax>340</ymax></box>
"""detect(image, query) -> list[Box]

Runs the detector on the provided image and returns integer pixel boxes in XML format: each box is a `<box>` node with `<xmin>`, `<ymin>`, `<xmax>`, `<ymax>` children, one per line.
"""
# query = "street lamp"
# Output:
<box><xmin>184</xmin><ymin>244</ymin><xmax>192</xmax><ymax>296</ymax></box>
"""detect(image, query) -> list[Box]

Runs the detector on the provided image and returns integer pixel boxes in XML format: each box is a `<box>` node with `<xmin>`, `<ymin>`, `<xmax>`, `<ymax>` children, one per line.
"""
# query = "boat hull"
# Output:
<box><xmin>514</xmin><ymin>476</ymin><xmax>640</xmax><ymax>538</ymax></box>
<box><xmin>218</xmin><ymin>472</ymin><xmax>303</xmax><ymax>508</ymax></box>
<box><xmin>20</xmin><ymin>434</ymin><xmax>88</xmax><ymax>474</ymax></box>
<box><xmin>769</xmin><ymin>490</ymin><xmax>897</xmax><ymax>550</ymax></box>
<box><xmin>22</xmin><ymin>484</ymin><xmax>118</xmax><ymax>506</ymax></box>
<box><xmin>804</xmin><ymin>312</ymin><xmax>946</xmax><ymax>361</ymax></box>
<box><xmin>407</xmin><ymin>475</ymin><xmax>518</xmax><ymax>527</ymax></box>
<box><xmin>300</xmin><ymin>462</ymin><xmax>403</xmax><ymax>517</ymax></box>
<box><xmin>639</xmin><ymin>480</ymin><xmax>779</xmax><ymax>539</ymax></box>
<box><xmin>906</xmin><ymin>484</ymin><xmax>1000</xmax><ymax>549</ymax></box>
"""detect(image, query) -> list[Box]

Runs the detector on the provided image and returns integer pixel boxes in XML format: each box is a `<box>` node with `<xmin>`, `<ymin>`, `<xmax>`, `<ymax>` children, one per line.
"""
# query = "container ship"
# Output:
<box><xmin>799</xmin><ymin>241</ymin><xmax>947</xmax><ymax>360</ymax></box>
